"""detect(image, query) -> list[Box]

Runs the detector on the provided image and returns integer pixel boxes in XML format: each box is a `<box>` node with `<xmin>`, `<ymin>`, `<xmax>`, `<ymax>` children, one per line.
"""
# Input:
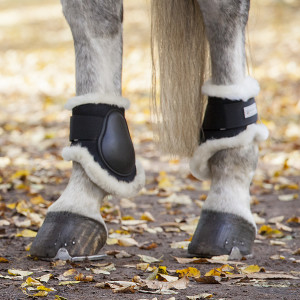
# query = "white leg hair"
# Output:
<box><xmin>54</xmin><ymin>0</ymin><xmax>130</xmax><ymax>213</ymax></box>
<box><xmin>48</xmin><ymin>162</ymin><xmax>107</xmax><ymax>226</ymax></box>
<box><xmin>192</xmin><ymin>0</ymin><xmax>268</xmax><ymax>225</ymax></box>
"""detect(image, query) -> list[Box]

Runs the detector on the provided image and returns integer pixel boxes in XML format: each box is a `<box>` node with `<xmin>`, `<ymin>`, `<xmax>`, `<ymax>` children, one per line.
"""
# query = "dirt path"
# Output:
<box><xmin>0</xmin><ymin>0</ymin><xmax>300</xmax><ymax>299</ymax></box>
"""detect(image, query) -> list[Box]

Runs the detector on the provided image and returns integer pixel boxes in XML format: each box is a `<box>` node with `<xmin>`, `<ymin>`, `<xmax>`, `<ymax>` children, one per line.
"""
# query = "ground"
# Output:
<box><xmin>0</xmin><ymin>0</ymin><xmax>300</xmax><ymax>299</ymax></box>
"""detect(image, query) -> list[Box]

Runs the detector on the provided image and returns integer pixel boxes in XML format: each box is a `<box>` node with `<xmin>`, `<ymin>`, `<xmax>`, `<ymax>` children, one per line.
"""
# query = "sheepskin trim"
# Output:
<box><xmin>65</xmin><ymin>93</ymin><xmax>130</xmax><ymax>110</ymax></box>
<box><xmin>190</xmin><ymin>124</ymin><xmax>269</xmax><ymax>180</ymax></box>
<box><xmin>202</xmin><ymin>76</ymin><xmax>260</xmax><ymax>102</ymax></box>
<box><xmin>62</xmin><ymin>146</ymin><xmax>145</xmax><ymax>198</ymax></box>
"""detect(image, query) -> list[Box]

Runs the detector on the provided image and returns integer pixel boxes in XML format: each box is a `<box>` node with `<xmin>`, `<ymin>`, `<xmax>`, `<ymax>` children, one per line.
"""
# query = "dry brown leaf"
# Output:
<box><xmin>139</xmin><ymin>242</ymin><xmax>158</xmax><ymax>250</ymax></box>
<box><xmin>74</xmin><ymin>273</ymin><xmax>94</xmax><ymax>282</ymax></box>
<box><xmin>293</xmin><ymin>248</ymin><xmax>300</xmax><ymax>255</ymax></box>
<box><xmin>194</xmin><ymin>276</ymin><xmax>221</xmax><ymax>284</ymax></box>
<box><xmin>187</xmin><ymin>293</ymin><xmax>213</xmax><ymax>299</ymax></box>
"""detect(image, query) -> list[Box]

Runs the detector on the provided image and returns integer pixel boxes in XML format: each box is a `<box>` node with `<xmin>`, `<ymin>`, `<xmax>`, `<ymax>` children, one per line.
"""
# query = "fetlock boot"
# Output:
<box><xmin>188</xmin><ymin>94</ymin><xmax>268</xmax><ymax>257</ymax></box>
<box><xmin>30</xmin><ymin>96</ymin><xmax>145</xmax><ymax>259</ymax></box>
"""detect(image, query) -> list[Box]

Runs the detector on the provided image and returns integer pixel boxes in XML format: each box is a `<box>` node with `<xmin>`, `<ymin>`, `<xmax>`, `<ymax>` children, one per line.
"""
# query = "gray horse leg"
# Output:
<box><xmin>30</xmin><ymin>0</ymin><xmax>144</xmax><ymax>259</ymax></box>
<box><xmin>188</xmin><ymin>0</ymin><xmax>268</xmax><ymax>256</ymax></box>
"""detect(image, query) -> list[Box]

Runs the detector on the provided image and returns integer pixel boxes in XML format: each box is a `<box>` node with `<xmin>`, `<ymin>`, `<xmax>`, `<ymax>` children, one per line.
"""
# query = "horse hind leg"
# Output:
<box><xmin>30</xmin><ymin>0</ymin><xmax>145</xmax><ymax>259</ymax></box>
<box><xmin>188</xmin><ymin>0</ymin><xmax>268</xmax><ymax>257</ymax></box>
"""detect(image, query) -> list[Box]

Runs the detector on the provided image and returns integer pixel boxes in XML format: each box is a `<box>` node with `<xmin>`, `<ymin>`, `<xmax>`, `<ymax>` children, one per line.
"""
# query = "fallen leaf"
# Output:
<box><xmin>187</xmin><ymin>293</ymin><xmax>213</xmax><ymax>299</ymax></box>
<box><xmin>74</xmin><ymin>273</ymin><xmax>94</xmax><ymax>282</ymax></box>
<box><xmin>293</xmin><ymin>248</ymin><xmax>300</xmax><ymax>255</ymax></box>
<box><xmin>138</xmin><ymin>254</ymin><xmax>161</xmax><ymax>263</ymax></box>
<box><xmin>158</xmin><ymin>194</ymin><xmax>192</xmax><ymax>206</ymax></box>
<box><xmin>241</xmin><ymin>265</ymin><xmax>261</xmax><ymax>274</ymax></box>
<box><xmin>176</xmin><ymin>267</ymin><xmax>200</xmax><ymax>278</ymax></box>
<box><xmin>139</xmin><ymin>242</ymin><xmax>158</xmax><ymax>250</ymax></box>
<box><xmin>258</xmin><ymin>225</ymin><xmax>284</xmax><ymax>238</ymax></box>
<box><xmin>63</xmin><ymin>269</ymin><xmax>77</xmax><ymax>277</ymax></box>
<box><xmin>141</xmin><ymin>212</ymin><xmax>155</xmax><ymax>222</ymax></box>
<box><xmin>58</xmin><ymin>281</ymin><xmax>81</xmax><ymax>286</ymax></box>
<box><xmin>55</xmin><ymin>296</ymin><xmax>68</xmax><ymax>300</ymax></box>
<box><xmin>0</xmin><ymin>257</ymin><xmax>9</xmax><ymax>263</ymax></box>
<box><xmin>173</xmin><ymin>257</ymin><xmax>209</xmax><ymax>264</ymax></box>
<box><xmin>118</xmin><ymin>237</ymin><xmax>139</xmax><ymax>247</ymax></box>
<box><xmin>170</xmin><ymin>241</ymin><xmax>189</xmax><ymax>249</ymax></box>
<box><xmin>136</xmin><ymin>263</ymin><xmax>150</xmax><ymax>271</ymax></box>
<box><xmin>157</xmin><ymin>274</ymin><xmax>178</xmax><ymax>282</ymax></box>
<box><xmin>15</xmin><ymin>229</ymin><xmax>37</xmax><ymax>238</ymax></box>
<box><xmin>36</xmin><ymin>274</ymin><xmax>53</xmax><ymax>283</ymax></box>
<box><xmin>8</xmin><ymin>269</ymin><xmax>33</xmax><ymax>277</ymax></box>
<box><xmin>286</xmin><ymin>216</ymin><xmax>300</xmax><ymax>224</ymax></box>
<box><xmin>194</xmin><ymin>276</ymin><xmax>221</xmax><ymax>284</ymax></box>
<box><xmin>278</xmin><ymin>194</ymin><xmax>298</xmax><ymax>201</ymax></box>
<box><xmin>268</xmin><ymin>216</ymin><xmax>285</xmax><ymax>224</ymax></box>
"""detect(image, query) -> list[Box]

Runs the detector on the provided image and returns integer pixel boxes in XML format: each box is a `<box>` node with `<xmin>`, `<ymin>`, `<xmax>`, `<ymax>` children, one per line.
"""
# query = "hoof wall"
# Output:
<box><xmin>30</xmin><ymin>211</ymin><xmax>107</xmax><ymax>259</ymax></box>
<box><xmin>188</xmin><ymin>210</ymin><xmax>255</xmax><ymax>257</ymax></box>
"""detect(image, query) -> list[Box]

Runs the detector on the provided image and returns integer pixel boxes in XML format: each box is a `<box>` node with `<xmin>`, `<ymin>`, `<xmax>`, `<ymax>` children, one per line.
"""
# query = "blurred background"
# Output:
<box><xmin>0</xmin><ymin>0</ymin><xmax>299</xmax><ymax>190</ymax></box>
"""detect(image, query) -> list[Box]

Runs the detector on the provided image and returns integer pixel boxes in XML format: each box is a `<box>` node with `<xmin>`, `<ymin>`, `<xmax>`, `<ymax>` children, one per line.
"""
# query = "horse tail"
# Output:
<box><xmin>151</xmin><ymin>0</ymin><xmax>209</xmax><ymax>158</ymax></box>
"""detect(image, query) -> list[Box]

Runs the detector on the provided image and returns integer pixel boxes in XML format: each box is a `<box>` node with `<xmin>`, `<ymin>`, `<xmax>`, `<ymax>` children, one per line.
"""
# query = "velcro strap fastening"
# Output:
<box><xmin>203</xmin><ymin>97</ymin><xmax>257</xmax><ymax>131</ymax></box>
<box><xmin>70</xmin><ymin>115</ymin><xmax>104</xmax><ymax>141</ymax></box>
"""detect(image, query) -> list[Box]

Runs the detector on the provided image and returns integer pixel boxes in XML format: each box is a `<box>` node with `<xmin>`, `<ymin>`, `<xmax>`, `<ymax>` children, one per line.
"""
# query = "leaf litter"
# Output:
<box><xmin>0</xmin><ymin>0</ymin><xmax>300</xmax><ymax>299</ymax></box>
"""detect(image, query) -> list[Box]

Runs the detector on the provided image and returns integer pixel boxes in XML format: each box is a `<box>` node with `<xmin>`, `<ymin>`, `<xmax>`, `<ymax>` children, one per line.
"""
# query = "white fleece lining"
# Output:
<box><xmin>65</xmin><ymin>93</ymin><xmax>130</xmax><ymax>110</ymax></box>
<box><xmin>62</xmin><ymin>145</ymin><xmax>145</xmax><ymax>198</ymax></box>
<box><xmin>202</xmin><ymin>76</ymin><xmax>260</xmax><ymax>101</ymax></box>
<box><xmin>190</xmin><ymin>124</ymin><xmax>269</xmax><ymax>180</ymax></box>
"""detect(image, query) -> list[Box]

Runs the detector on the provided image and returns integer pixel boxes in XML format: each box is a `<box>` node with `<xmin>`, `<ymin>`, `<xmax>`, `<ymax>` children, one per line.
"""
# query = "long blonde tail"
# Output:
<box><xmin>151</xmin><ymin>0</ymin><xmax>209</xmax><ymax>158</ymax></box>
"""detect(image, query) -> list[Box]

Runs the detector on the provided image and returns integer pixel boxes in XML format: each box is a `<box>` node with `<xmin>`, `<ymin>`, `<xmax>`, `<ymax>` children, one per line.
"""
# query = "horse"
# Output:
<box><xmin>30</xmin><ymin>0</ymin><xmax>268</xmax><ymax>259</ymax></box>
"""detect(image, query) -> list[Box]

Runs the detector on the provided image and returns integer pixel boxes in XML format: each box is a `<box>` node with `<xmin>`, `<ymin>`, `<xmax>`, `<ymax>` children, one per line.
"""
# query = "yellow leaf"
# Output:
<box><xmin>258</xmin><ymin>225</ymin><xmax>284</xmax><ymax>237</ymax></box>
<box><xmin>205</xmin><ymin>268</ymin><xmax>222</xmax><ymax>277</ymax></box>
<box><xmin>32</xmin><ymin>291</ymin><xmax>48</xmax><ymax>297</ymax></box>
<box><xmin>241</xmin><ymin>265</ymin><xmax>261</xmax><ymax>274</ymax></box>
<box><xmin>37</xmin><ymin>286</ymin><xmax>55</xmax><ymax>292</ymax></box>
<box><xmin>16</xmin><ymin>229</ymin><xmax>37</xmax><ymax>238</ymax></box>
<box><xmin>157</xmin><ymin>171</ymin><xmax>173</xmax><ymax>189</ymax></box>
<box><xmin>6</xmin><ymin>203</ymin><xmax>17</xmax><ymax>210</ymax></box>
<box><xmin>25</xmin><ymin>242</ymin><xmax>32</xmax><ymax>252</ymax></box>
<box><xmin>157</xmin><ymin>266</ymin><xmax>168</xmax><ymax>275</ymax></box>
<box><xmin>10</xmin><ymin>170</ymin><xmax>30</xmax><ymax>180</ymax></box>
<box><xmin>141</xmin><ymin>211</ymin><xmax>155</xmax><ymax>222</ymax></box>
<box><xmin>25</xmin><ymin>277</ymin><xmax>41</xmax><ymax>286</ymax></box>
<box><xmin>176</xmin><ymin>267</ymin><xmax>200</xmax><ymax>278</ymax></box>
<box><xmin>30</xmin><ymin>195</ymin><xmax>46</xmax><ymax>205</ymax></box>
<box><xmin>0</xmin><ymin>257</ymin><xmax>9</xmax><ymax>263</ymax></box>
<box><xmin>55</xmin><ymin>296</ymin><xmax>68</xmax><ymax>300</ymax></box>
<box><xmin>286</xmin><ymin>216</ymin><xmax>300</xmax><ymax>223</ymax></box>
<box><xmin>121</xmin><ymin>215</ymin><xmax>135</xmax><ymax>220</ymax></box>
<box><xmin>16</xmin><ymin>200</ymin><xmax>30</xmax><ymax>215</ymax></box>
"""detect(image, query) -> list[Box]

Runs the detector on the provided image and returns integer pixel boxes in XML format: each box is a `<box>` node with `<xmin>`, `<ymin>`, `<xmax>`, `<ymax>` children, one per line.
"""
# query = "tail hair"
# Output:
<box><xmin>151</xmin><ymin>0</ymin><xmax>209</xmax><ymax>157</ymax></box>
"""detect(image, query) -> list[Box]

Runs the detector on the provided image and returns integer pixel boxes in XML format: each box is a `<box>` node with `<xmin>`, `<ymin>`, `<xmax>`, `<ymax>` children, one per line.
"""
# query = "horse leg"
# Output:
<box><xmin>188</xmin><ymin>0</ymin><xmax>268</xmax><ymax>256</ymax></box>
<box><xmin>30</xmin><ymin>0</ymin><xmax>144</xmax><ymax>259</ymax></box>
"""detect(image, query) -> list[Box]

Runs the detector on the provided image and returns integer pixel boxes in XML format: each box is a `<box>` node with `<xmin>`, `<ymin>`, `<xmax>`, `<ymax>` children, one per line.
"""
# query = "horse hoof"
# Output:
<box><xmin>30</xmin><ymin>211</ymin><xmax>107</xmax><ymax>259</ymax></box>
<box><xmin>188</xmin><ymin>210</ymin><xmax>255</xmax><ymax>257</ymax></box>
